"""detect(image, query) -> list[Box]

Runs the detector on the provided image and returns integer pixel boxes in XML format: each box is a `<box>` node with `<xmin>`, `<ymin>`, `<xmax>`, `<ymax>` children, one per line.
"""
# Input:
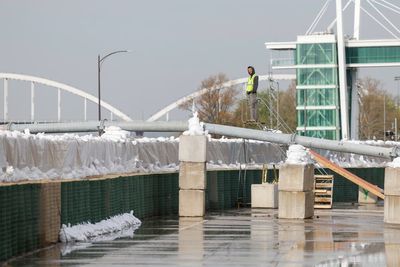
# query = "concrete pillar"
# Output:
<box><xmin>278</xmin><ymin>164</ymin><xmax>314</xmax><ymax>219</ymax></box>
<box><xmin>358</xmin><ymin>186</ymin><xmax>377</xmax><ymax>204</ymax></box>
<box><xmin>179</xmin><ymin>135</ymin><xmax>207</xmax><ymax>217</ymax></box>
<box><xmin>384</xmin><ymin>167</ymin><xmax>400</xmax><ymax>224</ymax></box>
<box><xmin>39</xmin><ymin>182</ymin><xmax>61</xmax><ymax>246</ymax></box>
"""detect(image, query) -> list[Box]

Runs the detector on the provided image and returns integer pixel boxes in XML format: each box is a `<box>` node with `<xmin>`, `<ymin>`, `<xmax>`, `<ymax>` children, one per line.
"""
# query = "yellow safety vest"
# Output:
<box><xmin>246</xmin><ymin>74</ymin><xmax>256</xmax><ymax>93</ymax></box>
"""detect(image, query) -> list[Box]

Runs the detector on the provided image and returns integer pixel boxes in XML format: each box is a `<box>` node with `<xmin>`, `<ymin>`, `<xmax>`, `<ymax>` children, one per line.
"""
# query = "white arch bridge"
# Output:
<box><xmin>0</xmin><ymin>73</ymin><xmax>295</xmax><ymax>123</ymax></box>
<box><xmin>0</xmin><ymin>73</ymin><xmax>133</xmax><ymax>122</ymax></box>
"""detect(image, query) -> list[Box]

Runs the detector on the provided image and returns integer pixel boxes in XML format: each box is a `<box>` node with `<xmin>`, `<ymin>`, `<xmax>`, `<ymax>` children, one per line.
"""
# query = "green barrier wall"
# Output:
<box><xmin>327</xmin><ymin>168</ymin><xmax>385</xmax><ymax>203</ymax></box>
<box><xmin>0</xmin><ymin>167</ymin><xmax>386</xmax><ymax>263</ymax></box>
<box><xmin>0</xmin><ymin>184</ymin><xmax>40</xmax><ymax>262</ymax></box>
<box><xmin>61</xmin><ymin>173</ymin><xmax>179</xmax><ymax>224</ymax></box>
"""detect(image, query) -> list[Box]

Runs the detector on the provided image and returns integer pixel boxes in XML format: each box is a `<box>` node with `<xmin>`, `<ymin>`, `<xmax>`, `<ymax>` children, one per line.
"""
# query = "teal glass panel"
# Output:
<box><xmin>297</xmin><ymin>109</ymin><xmax>337</xmax><ymax>127</ymax></box>
<box><xmin>297</xmin><ymin>43</ymin><xmax>337</xmax><ymax>65</ymax></box>
<box><xmin>346</xmin><ymin>46</ymin><xmax>400</xmax><ymax>64</ymax></box>
<box><xmin>297</xmin><ymin>68</ymin><xmax>338</xmax><ymax>86</ymax></box>
<box><xmin>297</xmin><ymin>88</ymin><xmax>338</xmax><ymax>106</ymax></box>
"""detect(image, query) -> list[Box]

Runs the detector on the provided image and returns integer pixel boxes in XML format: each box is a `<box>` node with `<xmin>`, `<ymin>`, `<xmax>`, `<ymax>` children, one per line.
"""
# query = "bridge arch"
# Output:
<box><xmin>147</xmin><ymin>74</ymin><xmax>295</xmax><ymax>122</ymax></box>
<box><xmin>0</xmin><ymin>73</ymin><xmax>132</xmax><ymax>122</ymax></box>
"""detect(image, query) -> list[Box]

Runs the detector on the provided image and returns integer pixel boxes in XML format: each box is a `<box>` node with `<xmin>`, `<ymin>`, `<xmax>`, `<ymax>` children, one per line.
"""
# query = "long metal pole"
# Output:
<box><xmin>354</xmin><ymin>0</ymin><xmax>361</xmax><ymax>39</ymax></box>
<box><xmin>384</xmin><ymin>94</ymin><xmax>386</xmax><ymax>141</ymax></box>
<box><xmin>276</xmin><ymin>82</ymin><xmax>280</xmax><ymax>130</ymax></box>
<box><xmin>395</xmin><ymin>76</ymin><xmax>400</xmax><ymax>108</ymax></box>
<box><xmin>336</xmin><ymin>0</ymin><xmax>350</xmax><ymax>140</ymax></box>
<box><xmin>350</xmin><ymin>70</ymin><xmax>360</xmax><ymax>140</ymax></box>
<box><xmin>98</xmin><ymin>54</ymin><xmax>101</xmax><ymax>122</ymax></box>
<box><xmin>5</xmin><ymin>120</ymin><xmax>399</xmax><ymax>159</ymax></box>
<box><xmin>3</xmin><ymin>78</ymin><xmax>8</xmax><ymax>122</ymax></box>
<box><xmin>31</xmin><ymin>82</ymin><xmax>35</xmax><ymax>122</ymax></box>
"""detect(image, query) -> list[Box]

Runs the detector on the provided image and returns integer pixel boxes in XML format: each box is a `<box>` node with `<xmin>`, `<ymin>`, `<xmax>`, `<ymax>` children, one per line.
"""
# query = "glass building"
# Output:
<box><xmin>266</xmin><ymin>35</ymin><xmax>400</xmax><ymax>140</ymax></box>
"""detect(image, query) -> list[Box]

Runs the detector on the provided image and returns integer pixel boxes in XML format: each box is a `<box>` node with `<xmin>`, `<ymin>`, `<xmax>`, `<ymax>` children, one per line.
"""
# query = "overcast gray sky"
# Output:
<box><xmin>1</xmin><ymin>0</ymin><xmax>399</xmax><ymax>121</ymax></box>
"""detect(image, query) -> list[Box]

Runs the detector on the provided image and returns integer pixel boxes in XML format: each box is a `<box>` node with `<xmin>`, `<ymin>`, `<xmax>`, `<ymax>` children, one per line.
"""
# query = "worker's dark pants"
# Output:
<box><xmin>247</xmin><ymin>93</ymin><xmax>258</xmax><ymax>121</ymax></box>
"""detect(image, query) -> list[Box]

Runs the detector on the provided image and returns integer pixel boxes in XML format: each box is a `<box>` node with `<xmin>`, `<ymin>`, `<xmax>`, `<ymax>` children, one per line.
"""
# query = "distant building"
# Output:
<box><xmin>265</xmin><ymin>0</ymin><xmax>400</xmax><ymax>140</ymax></box>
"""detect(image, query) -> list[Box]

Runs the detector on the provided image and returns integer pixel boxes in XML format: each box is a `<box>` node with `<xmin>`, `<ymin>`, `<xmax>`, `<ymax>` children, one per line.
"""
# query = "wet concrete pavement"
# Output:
<box><xmin>9</xmin><ymin>204</ymin><xmax>400</xmax><ymax>266</ymax></box>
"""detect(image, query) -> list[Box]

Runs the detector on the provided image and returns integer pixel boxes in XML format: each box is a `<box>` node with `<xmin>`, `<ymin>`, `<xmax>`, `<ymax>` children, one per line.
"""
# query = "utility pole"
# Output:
<box><xmin>395</xmin><ymin>76</ymin><xmax>400</xmax><ymax>108</ymax></box>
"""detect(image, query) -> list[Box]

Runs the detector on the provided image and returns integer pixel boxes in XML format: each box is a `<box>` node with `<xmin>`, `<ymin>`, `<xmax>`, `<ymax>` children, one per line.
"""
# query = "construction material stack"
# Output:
<box><xmin>278</xmin><ymin>164</ymin><xmax>315</xmax><ymax>219</ymax></box>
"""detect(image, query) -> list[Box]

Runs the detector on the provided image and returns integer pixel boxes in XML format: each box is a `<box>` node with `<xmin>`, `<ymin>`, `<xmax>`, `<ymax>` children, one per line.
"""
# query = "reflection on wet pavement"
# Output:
<box><xmin>9</xmin><ymin>204</ymin><xmax>400</xmax><ymax>266</ymax></box>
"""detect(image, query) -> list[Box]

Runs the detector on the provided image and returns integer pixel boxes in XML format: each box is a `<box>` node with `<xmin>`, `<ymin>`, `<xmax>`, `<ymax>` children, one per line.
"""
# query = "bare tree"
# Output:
<box><xmin>359</xmin><ymin>77</ymin><xmax>399</xmax><ymax>140</ymax></box>
<box><xmin>277</xmin><ymin>81</ymin><xmax>297</xmax><ymax>132</ymax></box>
<box><xmin>180</xmin><ymin>73</ymin><xmax>238</xmax><ymax>124</ymax></box>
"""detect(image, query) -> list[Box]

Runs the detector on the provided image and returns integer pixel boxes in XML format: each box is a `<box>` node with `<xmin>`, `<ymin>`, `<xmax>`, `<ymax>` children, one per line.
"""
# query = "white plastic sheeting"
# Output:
<box><xmin>0</xmin><ymin>130</ymin><xmax>286</xmax><ymax>182</ymax></box>
<box><xmin>0</xmin><ymin>131</ymin><xmax>179</xmax><ymax>182</ymax></box>
<box><xmin>0</xmin><ymin>129</ymin><xmax>392</xmax><ymax>183</ymax></box>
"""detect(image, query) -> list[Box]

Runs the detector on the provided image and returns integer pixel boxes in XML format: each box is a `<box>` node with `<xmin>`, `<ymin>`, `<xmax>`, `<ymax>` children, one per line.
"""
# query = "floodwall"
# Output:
<box><xmin>0</xmin><ymin>167</ymin><xmax>386</xmax><ymax>262</ymax></box>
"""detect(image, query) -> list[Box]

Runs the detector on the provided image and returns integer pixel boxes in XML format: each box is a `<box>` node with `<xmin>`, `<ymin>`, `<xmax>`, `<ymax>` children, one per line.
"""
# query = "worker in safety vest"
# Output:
<box><xmin>246</xmin><ymin>66</ymin><xmax>259</xmax><ymax>121</ymax></box>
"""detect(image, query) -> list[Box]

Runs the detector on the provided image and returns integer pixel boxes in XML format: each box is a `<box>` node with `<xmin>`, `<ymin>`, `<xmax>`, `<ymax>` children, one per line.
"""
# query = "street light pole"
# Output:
<box><xmin>395</xmin><ymin>76</ymin><xmax>400</xmax><ymax>108</ymax></box>
<box><xmin>98</xmin><ymin>54</ymin><xmax>101</xmax><ymax>122</ymax></box>
<box><xmin>97</xmin><ymin>50</ymin><xmax>129</xmax><ymax>135</ymax></box>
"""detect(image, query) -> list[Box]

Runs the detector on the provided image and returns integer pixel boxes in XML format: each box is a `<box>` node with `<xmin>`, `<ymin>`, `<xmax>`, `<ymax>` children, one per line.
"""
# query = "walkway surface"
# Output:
<box><xmin>9</xmin><ymin>204</ymin><xmax>400</xmax><ymax>266</ymax></box>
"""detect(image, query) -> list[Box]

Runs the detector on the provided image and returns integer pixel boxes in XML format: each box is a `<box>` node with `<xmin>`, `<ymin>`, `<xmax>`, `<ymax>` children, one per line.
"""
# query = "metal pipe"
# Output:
<box><xmin>4</xmin><ymin>120</ymin><xmax>399</xmax><ymax>159</ymax></box>
<box><xmin>4</xmin><ymin>120</ymin><xmax>188</xmax><ymax>134</ymax></box>
<box><xmin>204</xmin><ymin>123</ymin><xmax>399</xmax><ymax>159</ymax></box>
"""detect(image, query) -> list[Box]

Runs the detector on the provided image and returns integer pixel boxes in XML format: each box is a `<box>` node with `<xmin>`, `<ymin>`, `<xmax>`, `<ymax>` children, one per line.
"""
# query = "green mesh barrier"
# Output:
<box><xmin>1</xmin><ymin>168</ymin><xmax>385</xmax><ymax>263</ymax></box>
<box><xmin>61</xmin><ymin>173</ymin><xmax>179</xmax><ymax>225</ymax></box>
<box><xmin>0</xmin><ymin>184</ymin><xmax>40</xmax><ymax>262</ymax></box>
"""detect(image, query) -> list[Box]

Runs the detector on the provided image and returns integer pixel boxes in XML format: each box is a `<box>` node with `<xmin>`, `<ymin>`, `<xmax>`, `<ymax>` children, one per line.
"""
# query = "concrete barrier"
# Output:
<box><xmin>358</xmin><ymin>187</ymin><xmax>378</xmax><ymax>204</ymax></box>
<box><xmin>251</xmin><ymin>183</ymin><xmax>278</xmax><ymax>208</ymax></box>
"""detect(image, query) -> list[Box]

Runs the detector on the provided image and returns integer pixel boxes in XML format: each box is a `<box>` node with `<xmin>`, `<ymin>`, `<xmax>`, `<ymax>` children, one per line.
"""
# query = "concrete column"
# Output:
<box><xmin>278</xmin><ymin>164</ymin><xmax>314</xmax><ymax>219</ymax></box>
<box><xmin>384</xmin><ymin>167</ymin><xmax>400</xmax><ymax>224</ymax></box>
<box><xmin>179</xmin><ymin>135</ymin><xmax>207</xmax><ymax>217</ymax></box>
<box><xmin>39</xmin><ymin>182</ymin><xmax>61</xmax><ymax>246</ymax></box>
